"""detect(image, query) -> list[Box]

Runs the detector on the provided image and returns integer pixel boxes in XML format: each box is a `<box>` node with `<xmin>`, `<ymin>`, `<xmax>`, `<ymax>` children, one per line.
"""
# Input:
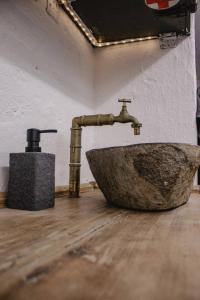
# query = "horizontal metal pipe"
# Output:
<box><xmin>69</xmin><ymin>102</ymin><xmax>142</xmax><ymax>198</ymax></box>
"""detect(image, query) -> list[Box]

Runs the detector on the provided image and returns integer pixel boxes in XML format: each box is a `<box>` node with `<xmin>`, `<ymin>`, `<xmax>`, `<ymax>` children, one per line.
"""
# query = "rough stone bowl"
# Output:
<box><xmin>86</xmin><ymin>143</ymin><xmax>200</xmax><ymax>211</ymax></box>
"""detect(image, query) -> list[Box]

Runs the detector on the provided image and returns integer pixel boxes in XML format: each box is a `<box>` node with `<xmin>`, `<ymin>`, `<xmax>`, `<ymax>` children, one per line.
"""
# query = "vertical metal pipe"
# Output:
<box><xmin>69</xmin><ymin>127</ymin><xmax>82</xmax><ymax>198</ymax></box>
<box><xmin>68</xmin><ymin>105</ymin><xmax>141</xmax><ymax>198</ymax></box>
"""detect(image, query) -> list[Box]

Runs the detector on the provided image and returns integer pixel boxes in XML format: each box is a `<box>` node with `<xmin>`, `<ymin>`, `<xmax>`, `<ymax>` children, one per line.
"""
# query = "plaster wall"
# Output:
<box><xmin>0</xmin><ymin>0</ymin><xmax>197</xmax><ymax>193</ymax></box>
<box><xmin>94</xmin><ymin>18</ymin><xmax>197</xmax><ymax>150</ymax></box>
<box><xmin>196</xmin><ymin>4</ymin><xmax>200</xmax><ymax>85</ymax></box>
<box><xmin>0</xmin><ymin>0</ymin><xmax>95</xmax><ymax>192</ymax></box>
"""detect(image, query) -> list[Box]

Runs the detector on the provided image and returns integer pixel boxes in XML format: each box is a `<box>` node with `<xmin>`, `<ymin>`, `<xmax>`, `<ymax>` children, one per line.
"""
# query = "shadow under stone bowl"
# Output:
<box><xmin>86</xmin><ymin>143</ymin><xmax>200</xmax><ymax>211</ymax></box>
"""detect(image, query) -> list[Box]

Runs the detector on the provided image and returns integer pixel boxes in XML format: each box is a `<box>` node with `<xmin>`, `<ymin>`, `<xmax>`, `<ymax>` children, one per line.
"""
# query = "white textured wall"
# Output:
<box><xmin>0</xmin><ymin>0</ymin><xmax>197</xmax><ymax>192</ymax></box>
<box><xmin>196</xmin><ymin>5</ymin><xmax>200</xmax><ymax>85</ymax></box>
<box><xmin>94</xmin><ymin>18</ymin><xmax>197</xmax><ymax>149</ymax></box>
<box><xmin>0</xmin><ymin>0</ymin><xmax>95</xmax><ymax>192</ymax></box>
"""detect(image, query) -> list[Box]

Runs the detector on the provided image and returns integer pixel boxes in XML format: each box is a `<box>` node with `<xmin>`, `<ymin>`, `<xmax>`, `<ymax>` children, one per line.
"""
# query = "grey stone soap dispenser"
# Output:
<box><xmin>7</xmin><ymin>129</ymin><xmax>57</xmax><ymax>211</ymax></box>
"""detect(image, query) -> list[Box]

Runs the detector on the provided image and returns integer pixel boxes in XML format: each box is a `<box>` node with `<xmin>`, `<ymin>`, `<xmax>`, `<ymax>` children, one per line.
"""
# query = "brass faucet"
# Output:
<box><xmin>69</xmin><ymin>99</ymin><xmax>142</xmax><ymax>198</ymax></box>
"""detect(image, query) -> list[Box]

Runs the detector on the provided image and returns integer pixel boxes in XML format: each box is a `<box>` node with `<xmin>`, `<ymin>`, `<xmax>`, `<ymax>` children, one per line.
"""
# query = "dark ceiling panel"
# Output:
<box><xmin>72</xmin><ymin>0</ymin><xmax>189</xmax><ymax>42</ymax></box>
<box><xmin>59</xmin><ymin>0</ymin><xmax>197</xmax><ymax>46</ymax></box>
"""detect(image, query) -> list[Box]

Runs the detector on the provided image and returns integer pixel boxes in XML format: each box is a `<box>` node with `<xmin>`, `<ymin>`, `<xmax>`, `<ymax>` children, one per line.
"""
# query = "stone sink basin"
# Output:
<box><xmin>86</xmin><ymin>143</ymin><xmax>200</xmax><ymax>211</ymax></box>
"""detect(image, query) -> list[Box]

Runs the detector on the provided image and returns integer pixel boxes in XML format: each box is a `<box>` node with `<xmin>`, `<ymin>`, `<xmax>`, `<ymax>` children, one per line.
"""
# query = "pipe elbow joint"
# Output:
<box><xmin>72</xmin><ymin>117</ymin><xmax>81</xmax><ymax>128</ymax></box>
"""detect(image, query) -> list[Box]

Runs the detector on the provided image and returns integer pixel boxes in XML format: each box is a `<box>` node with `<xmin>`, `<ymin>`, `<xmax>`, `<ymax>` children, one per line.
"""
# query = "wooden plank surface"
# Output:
<box><xmin>0</xmin><ymin>183</ymin><xmax>97</xmax><ymax>208</ymax></box>
<box><xmin>0</xmin><ymin>190</ymin><xmax>200</xmax><ymax>300</ymax></box>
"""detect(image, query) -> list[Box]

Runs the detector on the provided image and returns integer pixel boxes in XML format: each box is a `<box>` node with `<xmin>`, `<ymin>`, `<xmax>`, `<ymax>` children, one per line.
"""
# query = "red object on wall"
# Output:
<box><xmin>146</xmin><ymin>0</ymin><xmax>179</xmax><ymax>10</ymax></box>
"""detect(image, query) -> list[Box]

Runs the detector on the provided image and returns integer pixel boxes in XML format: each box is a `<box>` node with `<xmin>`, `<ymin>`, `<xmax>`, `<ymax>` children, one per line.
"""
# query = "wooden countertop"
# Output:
<box><xmin>0</xmin><ymin>190</ymin><xmax>200</xmax><ymax>300</ymax></box>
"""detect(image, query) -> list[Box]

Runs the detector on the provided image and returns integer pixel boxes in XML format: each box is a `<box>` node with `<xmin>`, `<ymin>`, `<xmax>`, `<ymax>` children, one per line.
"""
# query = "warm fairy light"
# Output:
<box><xmin>58</xmin><ymin>0</ymin><xmax>158</xmax><ymax>47</ymax></box>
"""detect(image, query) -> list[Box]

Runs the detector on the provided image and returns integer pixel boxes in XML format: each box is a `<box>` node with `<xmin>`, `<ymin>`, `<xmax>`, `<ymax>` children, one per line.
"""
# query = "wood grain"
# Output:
<box><xmin>0</xmin><ymin>193</ymin><xmax>7</xmax><ymax>208</ymax></box>
<box><xmin>0</xmin><ymin>190</ymin><xmax>200</xmax><ymax>300</ymax></box>
<box><xmin>0</xmin><ymin>183</ymin><xmax>97</xmax><ymax>208</ymax></box>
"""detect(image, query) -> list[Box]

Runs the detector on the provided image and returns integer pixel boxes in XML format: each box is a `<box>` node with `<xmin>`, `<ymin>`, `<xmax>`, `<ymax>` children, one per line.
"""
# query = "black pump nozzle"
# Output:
<box><xmin>26</xmin><ymin>128</ymin><xmax>57</xmax><ymax>152</ymax></box>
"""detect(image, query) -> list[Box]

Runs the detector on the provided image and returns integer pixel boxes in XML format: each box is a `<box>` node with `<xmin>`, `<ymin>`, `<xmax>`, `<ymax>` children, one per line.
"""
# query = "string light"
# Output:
<box><xmin>58</xmin><ymin>0</ymin><xmax>158</xmax><ymax>47</ymax></box>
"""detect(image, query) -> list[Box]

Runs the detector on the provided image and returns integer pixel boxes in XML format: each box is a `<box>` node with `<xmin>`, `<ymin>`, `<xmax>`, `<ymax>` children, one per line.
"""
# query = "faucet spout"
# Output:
<box><xmin>113</xmin><ymin>99</ymin><xmax>142</xmax><ymax>135</ymax></box>
<box><xmin>69</xmin><ymin>98</ymin><xmax>142</xmax><ymax>198</ymax></box>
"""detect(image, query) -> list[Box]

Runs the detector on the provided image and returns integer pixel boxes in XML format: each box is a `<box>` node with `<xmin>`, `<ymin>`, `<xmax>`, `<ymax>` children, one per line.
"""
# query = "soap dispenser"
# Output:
<box><xmin>7</xmin><ymin>129</ymin><xmax>57</xmax><ymax>211</ymax></box>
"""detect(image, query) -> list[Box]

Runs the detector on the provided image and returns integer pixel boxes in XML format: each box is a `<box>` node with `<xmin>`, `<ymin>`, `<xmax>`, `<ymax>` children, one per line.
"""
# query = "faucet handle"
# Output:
<box><xmin>118</xmin><ymin>99</ymin><xmax>132</xmax><ymax>104</ymax></box>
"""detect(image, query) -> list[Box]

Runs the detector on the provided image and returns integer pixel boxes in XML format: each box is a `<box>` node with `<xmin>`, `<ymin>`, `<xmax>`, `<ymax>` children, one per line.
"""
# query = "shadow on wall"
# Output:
<box><xmin>0</xmin><ymin>0</ymin><xmax>171</xmax><ymax>108</ymax></box>
<box><xmin>0</xmin><ymin>0</ymin><xmax>175</xmax><ymax>109</ymax></box>
<box><xmin>94</xmin><ymin>39</ymin><xmax>172</xmax><ymax>104</ymax></box>
<box><xmin>0</xmin><ymin>0</ymin><xmax>94</xmax><ymax>107</ymax></box>
<box><xmin>93</xmin><ymin>29</ymin><xmax>196</xmax><ymax>146</ymax></box>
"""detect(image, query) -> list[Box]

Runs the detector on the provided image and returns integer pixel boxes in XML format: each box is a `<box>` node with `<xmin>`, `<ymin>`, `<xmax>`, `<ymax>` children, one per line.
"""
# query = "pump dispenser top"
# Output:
<box><xmin>26</xmin><ymin>128</ymin><xmax>57</xmax><ymax>152</ymax></box>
